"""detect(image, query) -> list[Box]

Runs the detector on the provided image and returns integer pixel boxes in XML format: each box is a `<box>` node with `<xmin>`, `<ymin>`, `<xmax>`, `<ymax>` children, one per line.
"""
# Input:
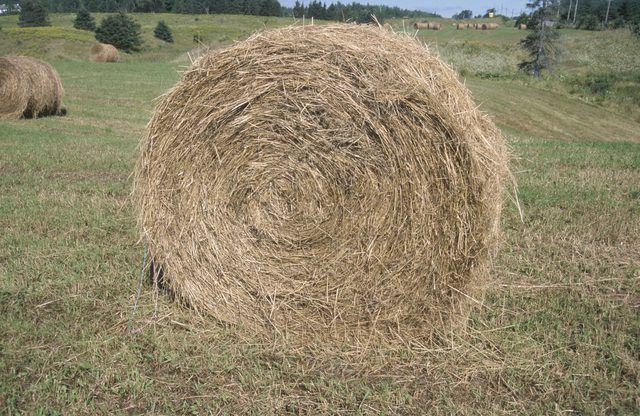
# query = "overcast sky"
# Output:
<box><xmin>280</xmin><ymin>1</ymin><xmax>531</xmax><ymax>18</ymax></box>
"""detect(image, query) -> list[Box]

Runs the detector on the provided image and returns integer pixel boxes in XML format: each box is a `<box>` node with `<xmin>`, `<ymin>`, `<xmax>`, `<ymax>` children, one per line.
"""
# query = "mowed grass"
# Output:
<box><xmin>1</xmin><ymin>15</ymin><xmax>640</xmax><ymax>414</ymax></box>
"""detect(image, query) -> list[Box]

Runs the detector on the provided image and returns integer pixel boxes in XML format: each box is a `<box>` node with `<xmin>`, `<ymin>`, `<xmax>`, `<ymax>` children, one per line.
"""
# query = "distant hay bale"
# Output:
<box><xmin>414</xmin><ymin>22</ymin><xmax>440</xmax><ymax>30</ymax></box>
<box><xmin>90</xmin><ymin>43</ymin><xmax>119</xmax><ymax>62</ymax></box>
<box><xmin>481</xmin><ymin>23</ymin><xmax>489</xmax><ymax>30</ymax></box>
<box><xmin>0</xmin><ymin>56</ymin><xmax>64</xmax><ymax>119</ymax></box>
<box><xmin>519</xmin><ymin>24</ymin><xmax>527</xmax><ymax>30</ymax></box>
<box><xmin>487</xmin><ymin>23</ymin><xmax>499</xmax><ymax>29</ymax></box>
<box><xmin>134</xmin><ymin>25</ymin><xmax>508</xmax><ymax>346</ymax></box>
<box><xmin>456</xmin><ymin>23</ymin><xmax>467</xmax><ymax>30</ymax></box>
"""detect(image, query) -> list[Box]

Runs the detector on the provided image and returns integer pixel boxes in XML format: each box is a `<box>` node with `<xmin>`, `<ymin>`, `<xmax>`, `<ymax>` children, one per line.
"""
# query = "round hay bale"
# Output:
<box><xmin>519</xmin><ymin>23</ymin><xmax>527</xmax><ymax>30</ymax></box>
<box><xmin>90</xmin><ymin>43</ymin><xmax>119</xmax><ymax>63</ymax></box>
<box><xmin>487</xmin><ymin>23</ymin><xmax>499</xmax><ymax>29</ymax></box>
<box><xmin>134</xmin><ymin>25</ymin><xmax>508</xmax><ymax>345</ymax></box>
<box><xmin>456</xmin><ymin>23</ymin><xmax>466</xmax><ymax>30</ymax></box>
<box><xmin>0</xmin><ymin>56</ymin><xmax>64</xmax><ymax>119</ymax></box>
<box><xmin>413</xmin><ymin>22</ymin><xmax>429</xmax><ymax>30</ymax></box>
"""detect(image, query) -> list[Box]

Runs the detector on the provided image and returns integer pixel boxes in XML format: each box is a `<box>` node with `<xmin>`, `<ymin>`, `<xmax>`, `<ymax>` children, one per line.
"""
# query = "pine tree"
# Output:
<box><xmin>292</xmin><ymin>0</ymin><xmax>303</xmax><ymax>18</ymax></box>
<box><xmin>95</xmin><ymin>13</ymin><xmax>143</xmax><ymax>52</ymax></box>
<box><xmin>18</xmin><ymin>0</ymin><xmax>50</xmax><ymax>27</ymax></box>
<box><xmin>154</xmin><ymin>20</ymin><xmax>174</xmax><ymax>42</ymax></box>
<box><xmin>74</xmin><ymin>8</ymin><xmax>96</xmax><ymax>31</ymax></box>
<box><xmin>519</xmin><ymin>0</ymin><xmax>561</xmax><ymax>77</ymax></box>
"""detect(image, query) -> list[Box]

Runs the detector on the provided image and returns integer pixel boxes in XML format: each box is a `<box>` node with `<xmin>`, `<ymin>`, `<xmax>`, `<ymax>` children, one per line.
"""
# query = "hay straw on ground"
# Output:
<box><xmin>134</xmin><ymin>25</ymin><xmax>508</xmax><ymax>348</ymax></box>
<box><xmin>90</xmin><ymin>43</ymin><xmax>119</xmax><ymax>62</ymax></box>
<box><xmin>0</xmin><ymin>56</ymin><xmax>64</xmax><ymax>119</ymax></box>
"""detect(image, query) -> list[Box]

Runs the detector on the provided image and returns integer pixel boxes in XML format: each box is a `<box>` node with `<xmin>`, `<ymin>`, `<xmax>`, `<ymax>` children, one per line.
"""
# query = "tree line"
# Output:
<box><xmin>38</xmin><ymin>0</ymin><xmax>438</xmax><ymax>20</ymax></box>
<box><xmin>291</xmin><ymin>1</ymin><xmax>438</xmax><ymax>22</ymax></box>
<box><xmin>556</xmin><ymin>0</ymin><xmax>639</xmax><ymax>27</ymax></box>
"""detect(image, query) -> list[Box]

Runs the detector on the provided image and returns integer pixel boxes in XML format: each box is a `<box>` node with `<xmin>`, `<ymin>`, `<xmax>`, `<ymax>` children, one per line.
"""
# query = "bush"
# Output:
<box><xmin>73</xmin><ymin>8</ymin><xmax>96</xmax><ymax>32</ymax></box>
<box><xmin>577</xmin><ymin>14</ymin><xmax>599</xmax><ymax>31</ymax></box>
<box><xmin>631</xmin><ymin>20</ymin><xmax>640</xmax><ymax>37</ymax></box>
<box><xmin>18</xmin><ymin>0</ymin><xmax>50</xmax><ymax>27</ymax></box>
<box><xmin>609</xmin><ymin>17</ymin><xmax>625</xmax><ymax>29</ymax></box>
<box><xmin>154</xmin><ymin>20</ymin><xmax>173</xmax><ymax>43</ymax></box>
<box><xmin>514</xmin><ymin>13</ymin><xmax>528</xmax><ymax>28</ymax></box>
<box><xmin>95</xmin><ymin>13</ymin><xmax>142</xmax><ymax>52</ymax></box>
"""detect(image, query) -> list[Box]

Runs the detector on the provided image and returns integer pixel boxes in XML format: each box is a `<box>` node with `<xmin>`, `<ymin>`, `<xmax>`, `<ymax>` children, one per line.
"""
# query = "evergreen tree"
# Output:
<box><xmin>18</xmin><ymin>0</ymin><xmax>51</xmax><ymax>27</ymax></box>
<box><xmin>258</xmin><ymin>0</ymin><xmax>280</xmax><ymax>16</ymax></box>
<box><xmin>292</xmin><ymin>0</ymin><xmax>303</xmax><ymax>18</ymax></box>
<box><xmin>519</xmin><ymin>0</ymin><xmax>561</xmax><ymax>77</ymax></box>
<box><xmin>74</xmin><ymin>7</ymin><xmax>96</xmax><ymax>31</ymax></box>
<box><xmin>95</xmin><ymin>13</ymin><xmax>143</xmax><ymax>52</ymax></box>
<box><xmin>154</xmin><ymin>20</ymin><xmax>174</xmax><ymax>42</ymax></box>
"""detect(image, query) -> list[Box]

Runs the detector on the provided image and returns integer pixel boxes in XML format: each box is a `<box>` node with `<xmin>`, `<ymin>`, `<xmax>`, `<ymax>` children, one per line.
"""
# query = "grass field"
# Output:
<box><xmin>1</xmin><ymin>13</ymin><xmax>639</xmax><ymax>414</ymax></box>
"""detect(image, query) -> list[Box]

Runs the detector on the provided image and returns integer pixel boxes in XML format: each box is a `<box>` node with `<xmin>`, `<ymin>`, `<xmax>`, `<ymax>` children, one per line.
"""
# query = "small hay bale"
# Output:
<box><xmin>413</xmin><ymin>22</ymin><xmax>429</xmax><ymax>30</ymax></box>
<box><xmin>456</xmin><ymin>23</ymin><xmax>466</xmax><ymax>30</ymax></box>
<box><xmin>134</xmin><ymin>25</ymin><xmax>508</xmax><ymax>346</ymax></box>
<box><xmin>487</xmin><ymin>23</ymin><xmax>499</xmax><ymax>29</ymax></box>
<box><xmin>90</xmin><ymin>43</ymin><xmax>119</xmax><ymax>63</ymax></box>
<box><xmin>519</xmin><ymin>24</ymin><xmax>527</xmax><ymax>30</ymax></box>
<box><xmin>0</xmin><ymin>55</ymin><xmax>64</xmax><ymax>119</ymax></box>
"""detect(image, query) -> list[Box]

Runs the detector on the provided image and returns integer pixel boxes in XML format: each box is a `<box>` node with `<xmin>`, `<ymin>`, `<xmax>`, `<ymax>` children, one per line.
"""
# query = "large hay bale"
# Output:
<box><xmin>90</xmin><ymin>43</ymin><xmax>119</xmax><ymax>63</ymax></box>
<box><xmin>134</xmin><ymin>25</ymin><xmax>508</xmax><ymax>345</ymax></box>
<box><xmin>0</xmin><ymin>56</ymin><xmax>64</xmax><ymax>119</ymax></box>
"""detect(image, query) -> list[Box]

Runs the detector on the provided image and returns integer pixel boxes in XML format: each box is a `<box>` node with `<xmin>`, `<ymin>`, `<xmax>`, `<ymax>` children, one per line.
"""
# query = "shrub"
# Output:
<box><xmin>577</xmin><ymin>14</ymin><xmax>599</xmax><ymax>31</ymax></box>
<box><xmin>609</xmin><ymin>17</ymin><xmax>625</xmax><ymax>29</ymax></box>
<box><xmin>154</xmin><ymin>20</ymin><xmax>173</xmax><ymax>43</ymax></box>
<box><xmin>95</xmin><ymin>13</ymin><xmax>142</xmax><ymax>52</ymax></box>
<box><xmin>18</xmin><ymin>0</ymin><xmax>50</xmax><ymax>28</ymax></box>
<box><xmin>74</xmin><ymin>8</ymin><xmax>96</xmax><ymax>32</ymax></box>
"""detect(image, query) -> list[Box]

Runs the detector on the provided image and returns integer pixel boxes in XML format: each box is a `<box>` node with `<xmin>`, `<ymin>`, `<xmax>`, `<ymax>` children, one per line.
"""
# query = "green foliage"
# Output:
<box><xmin>18</xmin><ymin>0</ymin><xmax>50</xmax><ymax>27</ymax></box>
<box><xmin>515</xmin><ymin>12</ymin><xmax>529</xmax><ymax>27</ymax></box>
<box><xmin>577</xmin><ymin>14</ymin><xmax>599</xmax><ymax>30</ymax></box>
<box><xmin>73</xmin><ymin>8</ymin><xmax>96</xmax><ymax>31</ymax></box>
<box><xmin>153</xmin><ymin>20</ymin><xmax>173</xmax><ymax>42</ymax></box>
<box><xmin>631</xmin><ymin>19</ymin><xmax>640</xmax><ymax>37</ymax></box>
<box><xmin>609</xmin><ymin>17</ymin><xmax>625</xmax><ymax>29</ymax></box>
<box><xmin>95</xmin><ymin>13</ymin><xmax>142</xmax><ymax>52</ymax></box>
<box><xmin>452</xmin><ymin>9</ymin><xmax>473</xmax><ymax>20</ymax></box>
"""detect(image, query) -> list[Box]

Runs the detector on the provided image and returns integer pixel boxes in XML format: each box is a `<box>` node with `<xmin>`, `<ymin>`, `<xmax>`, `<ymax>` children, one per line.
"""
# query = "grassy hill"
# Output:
<box><xmin>1</xmin><ymin>13</ymin><xmax>639</xmax><ymax>414</ymax></box>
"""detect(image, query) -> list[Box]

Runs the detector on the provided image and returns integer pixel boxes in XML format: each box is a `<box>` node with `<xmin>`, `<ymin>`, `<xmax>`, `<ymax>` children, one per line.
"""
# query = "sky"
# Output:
<box><xmin>279</xmin><ymin>1</ymin><xmax>531</xmax><ymax>18</ymax></box>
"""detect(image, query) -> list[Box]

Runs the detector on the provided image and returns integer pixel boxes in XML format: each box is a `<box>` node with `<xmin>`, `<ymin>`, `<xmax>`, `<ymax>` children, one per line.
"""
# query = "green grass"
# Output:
<box><xmin>1</xmin><ymin>14</ymin><xmax>639</xmax><ymax>414</ymax></box>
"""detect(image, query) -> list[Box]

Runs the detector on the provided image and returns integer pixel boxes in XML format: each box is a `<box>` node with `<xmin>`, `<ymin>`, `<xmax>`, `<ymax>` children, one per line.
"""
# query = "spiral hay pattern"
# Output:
<box><xmin>0</xmin><ymin>56</ymin><xmax>64</xmax><ymax>119</ymax></box>
<box><xmin>134</xmin><ymin>25</ymin><xmax>508</xmax><ymax>345</ymax></box>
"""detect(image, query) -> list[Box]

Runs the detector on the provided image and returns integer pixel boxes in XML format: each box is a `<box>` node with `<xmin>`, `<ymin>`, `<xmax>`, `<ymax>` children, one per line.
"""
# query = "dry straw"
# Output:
<box><xmin>0</xmin><ymin>56</ymin><xmax>64</xmax><ymax>119</ymax></box>
<box><xmin>90</xmin><ymin>43</ymin><xmax>120</xmax><ymax>62</ymax></box>
<box><xmin>134</xmin><ymin>25</ymin><xmax>508</xmax><ymax>348</ymax></box>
